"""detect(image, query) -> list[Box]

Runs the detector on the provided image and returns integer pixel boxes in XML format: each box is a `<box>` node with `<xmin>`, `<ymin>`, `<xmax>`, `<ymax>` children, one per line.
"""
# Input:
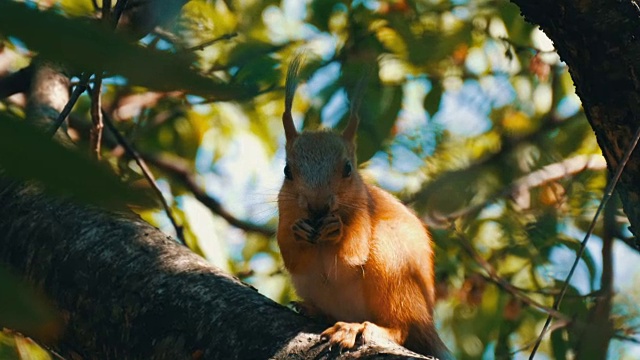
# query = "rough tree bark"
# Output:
<box><xmin>511</xmin><ymin>0</ymin><xmax>640</xmax><ymax>247</ymax></box>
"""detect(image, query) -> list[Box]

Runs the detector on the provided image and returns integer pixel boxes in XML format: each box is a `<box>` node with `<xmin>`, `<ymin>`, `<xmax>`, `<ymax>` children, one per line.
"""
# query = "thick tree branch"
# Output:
<box><xmin>0</xmin><ymin>181</ymin><xmax>430</xmax><ymax>359</ymax></box>
<box><xmin>0</xmin><ymin>65</ymin><xmax>32</xmax><ymax>99</ymax></box>
<box><xmin>24</xmin><ymin>61</ymin><xmax>73</xmax><ymax>146</ymax></box>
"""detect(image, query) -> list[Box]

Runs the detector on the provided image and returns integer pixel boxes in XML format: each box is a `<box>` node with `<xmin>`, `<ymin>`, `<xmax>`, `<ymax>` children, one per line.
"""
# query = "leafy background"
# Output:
<box><xmin>1</xmin><ymin>0</ymin><xmax>639</xmax><ymax>359</ymax></box>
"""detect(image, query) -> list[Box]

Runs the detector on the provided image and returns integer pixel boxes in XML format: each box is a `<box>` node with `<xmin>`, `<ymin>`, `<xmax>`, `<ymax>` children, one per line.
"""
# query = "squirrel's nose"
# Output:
<box><xmin>308</xmin><ymin>203</ymin><xmax>330</xmax><ymax>220</ymax></box>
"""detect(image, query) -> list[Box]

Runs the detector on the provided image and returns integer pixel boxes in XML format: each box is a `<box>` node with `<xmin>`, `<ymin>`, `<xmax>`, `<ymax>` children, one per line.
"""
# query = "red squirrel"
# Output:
<box><xmin>276</xmin><ymin>56</ymin><xmax>451</xmax><ymax>359</ymax></box>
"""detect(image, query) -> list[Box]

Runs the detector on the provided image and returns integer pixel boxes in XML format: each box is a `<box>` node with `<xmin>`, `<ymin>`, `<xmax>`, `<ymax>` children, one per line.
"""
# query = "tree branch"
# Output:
<box><xmin>24</xmin><ymin>61</ymin><xmax>73</xmax><ymax>146</ymax></box>
<box><xmin>143</xmin><ymin>154</ymin><xmax>277</xmax><ymax>237</ymax></box>
<box><xmin>90</xmin><ymin>75</ymin><xmax>104</xmax><ymax>159</ymax></box>
<box><xmin>0</xmin><ymin>65</ymin><xmax>32</xmax><ymax>99</ymax></box>
<box><xmin>97</xmin><ymin>102</ymin><xmax>187</xmax><ymax>245</ymax></box>
<box><xmin>425</xmin><ymin>155</ymin><xmax>606</xmax><ymax>227</ymax></box>
<box><xmin>47</xmin><ymin>72</ymin><xmax>90</xmax><ymax>138</ymax></box>
<box><xmin>453</xmin><ymin>230</ymin><xmax>571</xmax><ymax>323</ymax></box>
<box><xmin>186</xmin><ymin>32</ymin><xmax>239</xmax><ymax>52</ymax></box>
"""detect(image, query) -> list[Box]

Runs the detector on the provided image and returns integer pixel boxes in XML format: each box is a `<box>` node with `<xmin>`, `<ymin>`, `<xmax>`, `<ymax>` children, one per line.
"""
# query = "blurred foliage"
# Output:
<box><xmin>0</xmin><ymin>330</ymin><xmax>52</xmax><ymax>360</ymax></box>
<box><xmin>0</xmin><ymin>0</ymin><xmax>639</xmax><ymax>359</ymax></box>
<box><xmin>0</xmin><ymin>267</ymin><xmax>60</xmax><ymax>342</ymax></box>
<box><xmin>0</xmin><ymin>112</ymin><xmax>153</xmax><ymax>209</ymax></box>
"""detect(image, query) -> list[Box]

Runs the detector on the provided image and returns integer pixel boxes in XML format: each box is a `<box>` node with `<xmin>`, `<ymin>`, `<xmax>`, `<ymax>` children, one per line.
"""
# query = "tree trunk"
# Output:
<box><xmin>0</xmin><ymin>181</ymin><xmax>428</xmax><ymax>360</ymax></box>
<box><xmin>511</xmin><ymin>0</ymin><xmax>640</xmax><ymax>247</ymax></box>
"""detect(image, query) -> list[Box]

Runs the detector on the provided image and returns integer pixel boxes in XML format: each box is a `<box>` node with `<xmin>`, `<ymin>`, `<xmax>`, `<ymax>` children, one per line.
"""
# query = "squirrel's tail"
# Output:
<box><xmin>406</xmin><ymin>325</ymin><xmax>454</xmax><ymax>360</ymax></box>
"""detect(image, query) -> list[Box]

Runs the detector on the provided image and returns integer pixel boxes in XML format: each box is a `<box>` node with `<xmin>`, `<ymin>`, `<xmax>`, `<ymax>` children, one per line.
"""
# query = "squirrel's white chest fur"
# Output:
<box><xmin>291</xmin><ymin>248</ymin><xmax>369</xmax><ymax>322</ymax></box>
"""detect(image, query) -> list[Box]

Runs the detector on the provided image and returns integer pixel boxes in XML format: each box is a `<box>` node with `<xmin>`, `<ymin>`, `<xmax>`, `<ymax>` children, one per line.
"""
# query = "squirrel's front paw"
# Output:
<box><xmin>292</xmin><ymin>219</ymin><xmax>318</xmax><ymax>243</ymax></box>
<box><xmin>321</xmin><ymin>321</ymin><xmax>368</xmax><ymax>350</ymax></box>
<box><xmin>292</xmin><ymin>214</ymin><xmax>343</xmax><ymax>244</ymax></box>
<box><xmin>321</xmin><ymin>321</ymin><xmax>392</xmax><ymax>351</ymax></box>
<box><xmin>316</xmin><ymin>213</ymin><xmax>343</xmax><ymax>243</ymax></box>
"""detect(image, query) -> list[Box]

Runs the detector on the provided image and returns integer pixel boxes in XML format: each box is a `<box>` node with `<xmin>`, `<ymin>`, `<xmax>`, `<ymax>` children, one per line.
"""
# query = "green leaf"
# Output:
<box><xmin>424</xmin><ymin>80</ymin><xmax>443</xmax><ymax>116</ymax></box>
<box><xmin>0</xmin><ymin>266</ymin><xmax>59</xmax><ymax>339</ymax></box>
<box><xmin>551</xmin><ymin>328</ymin><xmax>569</xmax><ymax>360</ymax></box>
<box><xmin>0</xmin><ymin>113</ymin><xmax>152</xmax><ymax>209</ymax></box>
<box><xmin>0</xmin><ymin>1</ymin><xmax>249</xmax><ymax>98</ymax></box>
<box><xmin>414</xmin><ymin>164</ymin><xmax>503</xmax><ymax>217</ymax></box>
<box><xmin>387</xmin><ymin>14</ymin><xmax>473</xmax><ymax>66</ymax></box>
<box><xmin>352</xmin><ymin>85</ymin><xmax>403</xmax><ymax>163</ymax></box>
<box><xmin>57</xmin><ymin>0</ymin><xmax>95</xmax><ymax>17</ymax></box>
<box><xmin>309</xmin><ymin>0</ymin><xmax>345</xmax><ymax>32</ymax></box>
<box><xmin>136</xmin><ymin>103</ymin><xmax>200</xmax><ymax>160</ymax></box>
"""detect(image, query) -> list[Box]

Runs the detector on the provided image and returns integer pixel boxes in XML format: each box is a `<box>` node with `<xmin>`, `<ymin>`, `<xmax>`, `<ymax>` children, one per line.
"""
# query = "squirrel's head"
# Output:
<box><xmin>278</xmin><ymin>55</ymin><xmax>364</xmax><ymax>221</ymax></box>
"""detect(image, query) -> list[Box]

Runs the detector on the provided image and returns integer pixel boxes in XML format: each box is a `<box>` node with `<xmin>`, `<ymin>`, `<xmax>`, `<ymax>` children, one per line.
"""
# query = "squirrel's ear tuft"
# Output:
<box><xmin>342</xmin><ymin>113</ymin><xmax>359</xmax><ymax>143</ymax></box>
<box><xmin>342</xmin><ymin>75</ymin><xmax>366</xmax><ymax>143</ymax></box>
<box><xmin>283</xmin><ymin>54</ymin><xmax>304</xmax><ymax>143</ymax></box>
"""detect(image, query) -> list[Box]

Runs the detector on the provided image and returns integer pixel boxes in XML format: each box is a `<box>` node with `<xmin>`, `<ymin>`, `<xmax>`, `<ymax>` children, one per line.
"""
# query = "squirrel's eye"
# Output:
<box><xmin>284</xmin><ymin>164</ymin><xmax>293</xmax><ymax>180</ymax></box>
<box><xmin>343</xmin><ymin>161</ymin><xmax>352</xmax><ymax>178</ymax></box>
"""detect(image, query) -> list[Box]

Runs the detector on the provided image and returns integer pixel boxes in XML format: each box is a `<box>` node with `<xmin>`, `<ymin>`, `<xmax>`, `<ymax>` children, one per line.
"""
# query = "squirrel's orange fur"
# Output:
<box><xmin>277</xmin><ymin>57</ymin><xmax>450</xmax><ymax>359</ymax></box>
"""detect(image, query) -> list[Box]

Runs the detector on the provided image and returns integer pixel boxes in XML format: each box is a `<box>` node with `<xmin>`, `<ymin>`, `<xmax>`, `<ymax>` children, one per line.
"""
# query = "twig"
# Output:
<box><xmin>90</xmin><ymin>75</ymin><xmax>104</xmax><ymax>159</ymax></box>
<box><xmin>529</xmin><ymin>125</ymin><xmax>640</xmax><ymax>359</ymax></box>
<box><xmin>45</xmin><ymin>0</ymin><xmax>129</xmax><ymax>139</ymax></box>
<box><xmin>508</xmin><ymin>321</ymin><xmax>569</xmax><ymax>358</ymax></box>
<box><xmin>94</xmin><ymin>95</ymin><xmax>187</xmax><ymax>245</ymax></box>
<box><xmin>479</xmin><ymin>275</ymin><xmax>604</xmax><ymax>298</ymax></box>
<box><xmin>187</xmin><ymin>32</ymin><xmax>239</xmax><ymax>52</ymax></box>
<box><xmin>47</xmin><ymin>72</ymin><xmax>91</xmax><ymax>138</ymax></box>
<box><xmin>204</xmin><ymin>42</ymin><xmax>290</xmax><ymax>75</ymax></box>
<box><xmin>497</xmin><ymin>36</ymin><xmax>557</xmax><ymax>55</ymax></box>
<box><xmin>453</xmin><ymin>229</ymin><xmax>571</xmax><ymax>322</ymax></box>
<box><xmin>102</xmin><ymin>0</ymin><xmax>112</xmax><ymax>23</ymax></box>
<box><xmin>614</xmin><ymin>332</ymin><xmax>640</xmax><ymax>345</ymax></box>
<box><xmin>112</xmin><ymin>0</ymin><xmax>129</xmax><ymax>27</ymax></box>
<box><xmin>87</xmin><ymin>0</ymin><xmax>112</xmax><ymax>159</ymax></box>
<box><xmin>147</xmin><ymin>28</ymin><xmax>178</xmax><ymax>49</ymax></box>
<box><xmin>195</xmin><ymin>84</ymin><xmax>281</xmax><ymax>105</ymax></box>
<box><xmin>142</xmin><ymin>154</ymin><xmax>276</xmax><ymax>237</ymax></box>
<box><xmin>616</xmin><ymin>232</ymin><xmax>639</xmax><ymax>250</ymax></box>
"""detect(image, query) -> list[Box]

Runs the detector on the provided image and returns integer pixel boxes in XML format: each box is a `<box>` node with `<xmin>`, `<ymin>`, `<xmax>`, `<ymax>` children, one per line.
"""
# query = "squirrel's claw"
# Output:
<box><xmin>320</xmin><ymin>321</ymin><xmax>369</xmax><ymax>351</ymax></box>
<box><xmin>292</xmin><ymin>219</ymin><xmax>317</xmax><ymax>243</ymax></box>
<box><xmin>292</xmin><ymin>214</ymin><xmax>343</xmax><ymax>244</ymax></box>
<box><xmin>317</xmin><ymin>214</ymin><xmax>343</xmax><ymax>243</ymax></box>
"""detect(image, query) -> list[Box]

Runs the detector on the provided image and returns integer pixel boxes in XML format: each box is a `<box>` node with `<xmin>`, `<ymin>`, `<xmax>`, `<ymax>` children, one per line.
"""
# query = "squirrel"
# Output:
<box><xmin>276</xmin><ymin>56</ymin><xmax>451</xmax><ymax>359</ymax></box>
